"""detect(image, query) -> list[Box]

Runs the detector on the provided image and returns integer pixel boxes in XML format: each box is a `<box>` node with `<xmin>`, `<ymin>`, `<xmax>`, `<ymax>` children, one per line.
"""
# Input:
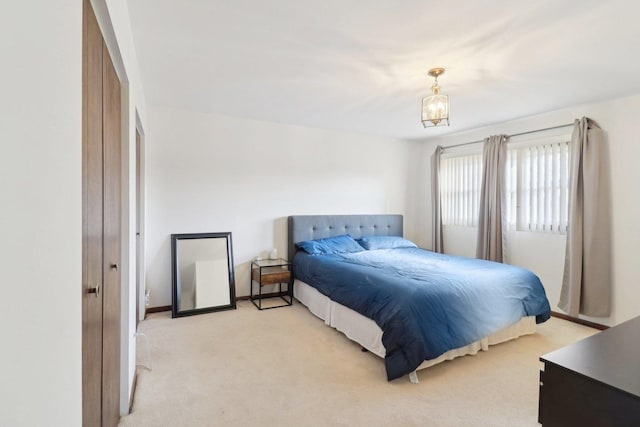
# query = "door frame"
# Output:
<box><xmin>135</xmin><ymin>116</ymin><xmax>146</xmax><ymax>325</ymax></box>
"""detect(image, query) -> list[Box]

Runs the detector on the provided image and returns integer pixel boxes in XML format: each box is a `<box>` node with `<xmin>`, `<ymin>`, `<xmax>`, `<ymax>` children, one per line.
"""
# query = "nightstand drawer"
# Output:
<box><xmin>252</xmin><ymin>268</ymin><xmax>291</xmax><ymax>285</ymax></box>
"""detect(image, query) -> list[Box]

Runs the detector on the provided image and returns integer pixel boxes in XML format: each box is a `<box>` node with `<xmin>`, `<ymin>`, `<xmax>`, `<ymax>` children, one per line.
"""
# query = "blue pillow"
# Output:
<box><xmin>296</xmin><ymin>234</ymin><xmax>364</xmax><ymax>255</ymax></box>
<box><xmin>356</xmin><ymin>236</ymin><xmax>418</xmax><ymax>250</ymax></box>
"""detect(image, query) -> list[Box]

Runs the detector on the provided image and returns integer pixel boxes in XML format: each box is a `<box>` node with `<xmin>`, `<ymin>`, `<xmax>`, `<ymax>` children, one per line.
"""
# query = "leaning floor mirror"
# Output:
<box><xmin>171</xmin><ymin>232</ymin><xmax>236</xmax><ymax>318</ymax></box>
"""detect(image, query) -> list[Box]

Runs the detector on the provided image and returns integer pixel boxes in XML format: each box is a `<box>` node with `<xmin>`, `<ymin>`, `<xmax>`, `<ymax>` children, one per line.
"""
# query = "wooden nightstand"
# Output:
<box><xmin>250</xmin><ymin>258</ymin><xmax>293</xmax><ymax>310</ymax></box>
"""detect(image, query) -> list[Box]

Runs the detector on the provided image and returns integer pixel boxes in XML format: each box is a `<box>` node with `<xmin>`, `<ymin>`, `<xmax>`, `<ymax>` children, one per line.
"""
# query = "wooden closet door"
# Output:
<box><xmin>102</xmin><ymin>39</ymin><xmax>121</xmax><ymax>427</ymax></box>
<box><xmin>82</xmin><ymin>0</ymin><xmax>122</xmax><ymax>425</ymax></box>
<box><xmin>82</xmin><ymin>0</ymin><xmax>104</xmax><ymax>424</ymax></box>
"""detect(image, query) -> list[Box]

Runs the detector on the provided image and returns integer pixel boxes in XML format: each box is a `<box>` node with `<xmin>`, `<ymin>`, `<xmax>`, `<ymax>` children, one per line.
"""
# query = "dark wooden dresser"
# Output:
<box><xmin>539</xmin><ymin>315</ymin><xmax>640</xmax><ymax>426</ymax></box>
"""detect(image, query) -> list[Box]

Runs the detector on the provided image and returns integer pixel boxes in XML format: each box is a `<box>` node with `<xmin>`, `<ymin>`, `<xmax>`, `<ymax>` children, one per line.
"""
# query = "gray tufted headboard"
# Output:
<box><xmin>287</xmin><ymin>214</ymin><xmax>403</xmax><ymax>261</ymax></box>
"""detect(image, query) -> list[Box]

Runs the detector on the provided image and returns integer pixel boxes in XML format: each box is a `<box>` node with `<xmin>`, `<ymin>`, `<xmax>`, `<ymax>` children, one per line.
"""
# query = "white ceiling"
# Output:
<box><xmin>128</xmin><ymin>0</ymin><xmax>640</xmax><ymax>140</ymax></box>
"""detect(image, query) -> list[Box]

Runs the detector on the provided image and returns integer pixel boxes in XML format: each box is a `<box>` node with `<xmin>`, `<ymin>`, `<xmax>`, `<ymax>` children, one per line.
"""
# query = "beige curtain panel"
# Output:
<box><xmin>431</xmin><ymin>145</ymin><xmax>444</xmax><ymax>253</ymax></box>
<box><xmin>559</xmin><ymin>117</ymin><xmax>612</xmax><ymax>317</ymax></box>
<box><xmin>476</xmin><ymin>135</ymin><xmax>508</xmax><ymax>262</ymax></box>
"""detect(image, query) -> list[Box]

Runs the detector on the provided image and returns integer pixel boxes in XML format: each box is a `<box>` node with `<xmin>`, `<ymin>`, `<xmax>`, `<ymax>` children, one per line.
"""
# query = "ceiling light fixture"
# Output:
<box><xmin>422</xmin><ymin>67</ymin><xmax>450</xmax><ymax>128</ymax></box>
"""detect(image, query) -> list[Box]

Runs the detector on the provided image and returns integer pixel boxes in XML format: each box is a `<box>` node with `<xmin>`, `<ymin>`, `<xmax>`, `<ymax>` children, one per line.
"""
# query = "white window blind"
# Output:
<box><xmin>438</xmin><ymin>138</ymin><xmax>570</xmax><ymax>233</ymax></box>
<box><xmin>505</xmin><ymin>140</ymin><xmax>570</xmax><ymax>233</ymax></box>
<box><xmin>440</xmin><ymin>154</ymin><xmax>483</xmax><ymax>227</ymax></box>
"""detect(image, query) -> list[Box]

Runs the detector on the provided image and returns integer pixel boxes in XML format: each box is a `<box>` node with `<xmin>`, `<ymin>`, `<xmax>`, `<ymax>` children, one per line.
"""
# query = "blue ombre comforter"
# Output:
<box><xmin>293</xmin><ymin>248</ymin><xmax>551</xmax><ymax>381</ymax></box>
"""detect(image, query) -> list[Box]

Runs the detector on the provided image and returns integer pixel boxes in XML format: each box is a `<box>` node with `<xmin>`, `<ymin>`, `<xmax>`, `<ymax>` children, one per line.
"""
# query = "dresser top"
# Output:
<box><xmin>541</xmin><ymin>315</ymin><xmax>640</xmax><ymax>399</ymax></box>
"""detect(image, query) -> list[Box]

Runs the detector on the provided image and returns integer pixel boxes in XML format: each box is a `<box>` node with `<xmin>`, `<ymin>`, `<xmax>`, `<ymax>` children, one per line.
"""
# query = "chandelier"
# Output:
<box><xmin>421</xmin><ymin>67</ymin><xmax>450</xmax><ymax>127</ymax></box>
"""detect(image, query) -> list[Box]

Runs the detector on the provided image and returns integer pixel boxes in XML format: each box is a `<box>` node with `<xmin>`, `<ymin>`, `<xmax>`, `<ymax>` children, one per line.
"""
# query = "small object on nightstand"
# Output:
<box><xmin>269</xmin><ymin>248</ymin><xmax>278</xmax><ymax>259</ymax></box>
<box><xmin>250</xmin><ymin>258</ymin><xmax>293</xmax><ymax>310</ymax></box>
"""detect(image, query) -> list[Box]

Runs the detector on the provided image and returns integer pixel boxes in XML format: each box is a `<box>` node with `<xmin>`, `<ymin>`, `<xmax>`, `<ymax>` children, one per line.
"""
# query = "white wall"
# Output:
<box><xmin>145</xmin><ymin>106</ymin><xmax>413</xmax><ymax>307</ymax></box>
<box><xmin>0</xmin><ymin>1</ymin><xmax>82</xmax><ymax>426</ymax></box>
<box><xmin>92</xmin><ymin>0</ymin><xmax>148</xmax><ymax>414</ymax></box>
<box><xmin>413</xmin><ymin>93</ymin><xmax>640</xmax><ymax>327</ymax></box>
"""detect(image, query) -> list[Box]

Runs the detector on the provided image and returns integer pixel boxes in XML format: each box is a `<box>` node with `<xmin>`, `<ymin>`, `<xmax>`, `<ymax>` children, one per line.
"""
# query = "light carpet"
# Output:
<box><xmin>119</xmin><ymin>300</ymin><xmax>597</xmax><ymax>427</ymax></box>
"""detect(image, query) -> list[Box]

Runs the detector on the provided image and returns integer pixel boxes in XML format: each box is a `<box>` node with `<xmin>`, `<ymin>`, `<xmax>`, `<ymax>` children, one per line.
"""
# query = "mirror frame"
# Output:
<box><xmin>171</xmin><ymin>232</ymin><xmax>236</xmax><ymax>318</ymax></box>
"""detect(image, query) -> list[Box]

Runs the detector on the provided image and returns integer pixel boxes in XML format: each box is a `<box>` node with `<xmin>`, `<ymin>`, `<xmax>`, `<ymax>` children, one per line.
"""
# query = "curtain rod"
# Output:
<box><xmin>441</xmin><ymin>122</ymin><xmax>574</xmax><ymax>150</ymax></box>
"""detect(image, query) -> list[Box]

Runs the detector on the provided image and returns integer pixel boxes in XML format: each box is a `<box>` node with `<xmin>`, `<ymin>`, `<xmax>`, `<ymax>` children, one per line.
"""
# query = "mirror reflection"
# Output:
<box><xmin>171</xmin><ymin>232</ymin><xmax>236</xmax><ymax>317</ymax></box>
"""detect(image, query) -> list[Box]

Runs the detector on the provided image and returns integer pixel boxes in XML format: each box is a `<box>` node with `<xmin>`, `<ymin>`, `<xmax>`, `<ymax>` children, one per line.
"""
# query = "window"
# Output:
<box><xmin>438</xmin><ymin>137</ymin><xmax>570</xmax><ymax>233</ymax></box>
<box><xmin>505</xmin><ymin>140</ymin><xmax>570</xmax><ymax>233</ymax></box>
<box><xmin>439</xmin><ymin>153</ymin><xmax>483</xmax><ymax>227</ymax></box>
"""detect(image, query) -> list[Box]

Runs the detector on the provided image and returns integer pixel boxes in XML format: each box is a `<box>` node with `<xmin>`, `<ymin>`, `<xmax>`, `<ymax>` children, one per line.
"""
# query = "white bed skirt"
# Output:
<box><xmin>294</xmin><ymin>279</ymin><xmax>536</xmax><ymax>376</ymax></box>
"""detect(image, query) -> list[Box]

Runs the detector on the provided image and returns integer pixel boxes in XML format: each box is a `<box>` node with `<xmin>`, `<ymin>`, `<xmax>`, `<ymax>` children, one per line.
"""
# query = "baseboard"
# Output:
<box><xmin>145</xmin><ymin>305</ymin><xmax>171</xmax><ymax>317</ymax></box>
<box><xmin>128</xmin><ymin>370</ymin><xmax>138</xmax><ymax>413</ymax></box>
<box><xmin>550</xmin><ymin>311</ymin><xmax>609</xmax><ymax>330</ymax></box>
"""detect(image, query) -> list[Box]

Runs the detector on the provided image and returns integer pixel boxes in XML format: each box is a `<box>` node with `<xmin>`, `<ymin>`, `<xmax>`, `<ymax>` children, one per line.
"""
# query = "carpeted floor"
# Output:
<box><xmin>119</xmin><ymin>300</ymin><xmax>598</xmax><ymax>427</ymax></box>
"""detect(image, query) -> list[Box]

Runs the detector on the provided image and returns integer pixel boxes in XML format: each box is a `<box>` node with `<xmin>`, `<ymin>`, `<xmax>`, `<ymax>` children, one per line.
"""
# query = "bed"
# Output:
<box><xmin>287</xmin><ymin>214</ymin><xmax>551</xmax><ymax>382</ymax></box>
